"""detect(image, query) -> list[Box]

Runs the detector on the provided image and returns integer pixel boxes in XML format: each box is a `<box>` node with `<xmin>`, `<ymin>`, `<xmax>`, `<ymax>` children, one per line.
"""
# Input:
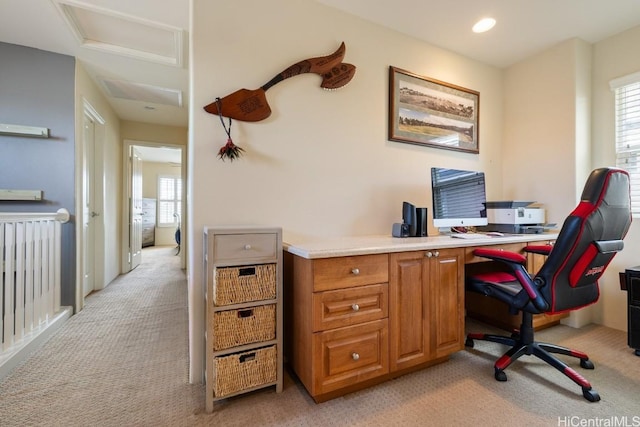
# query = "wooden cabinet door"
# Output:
<box><xmin>389</xmin><ymin>248</ymin><xmax>465</xmax><ymax>371</ymax></box>
<box><xmin>389</xmin><ymin>251</ymin><xmax>430</xmax><ymax>371</ymax></box>
<box><xmin>429</xmin><ymin>248</ymin><xmax>464</xmax><ymax>358</ymax></box>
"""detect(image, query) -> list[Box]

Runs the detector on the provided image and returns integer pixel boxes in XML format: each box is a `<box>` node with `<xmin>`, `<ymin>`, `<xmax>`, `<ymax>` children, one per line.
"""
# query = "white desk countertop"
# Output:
<box><xmin>283</xmin><ymin>233</ymin><xmax>559</xmax><ymax>259</ymax></box>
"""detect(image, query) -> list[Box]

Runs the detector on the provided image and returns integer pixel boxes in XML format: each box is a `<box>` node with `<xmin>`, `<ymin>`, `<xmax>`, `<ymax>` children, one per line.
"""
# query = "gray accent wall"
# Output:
<box><xmin>0</xmin><ymin>42</ymin><xmax>76</xmax><ymax>308</ymax></box>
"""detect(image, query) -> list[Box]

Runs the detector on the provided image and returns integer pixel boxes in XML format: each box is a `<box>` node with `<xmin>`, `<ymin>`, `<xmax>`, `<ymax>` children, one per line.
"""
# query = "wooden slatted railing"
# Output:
<box><xmin>1</xmin><ymin>209</ymin><xmax>69</xmax><ymax>352</ymax></box>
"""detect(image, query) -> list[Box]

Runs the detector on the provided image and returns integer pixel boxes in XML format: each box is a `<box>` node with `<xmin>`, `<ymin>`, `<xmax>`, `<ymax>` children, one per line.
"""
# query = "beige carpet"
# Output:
<box><xmin>0</xmin><ymin>246</ymin><xmax>639</xmax><ymax>426</ymax></box>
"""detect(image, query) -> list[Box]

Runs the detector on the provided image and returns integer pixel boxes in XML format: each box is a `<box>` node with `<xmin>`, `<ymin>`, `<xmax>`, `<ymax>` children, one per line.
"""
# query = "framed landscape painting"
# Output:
<box><xmin>388</xmin><ymin>66</ymin><xmax>479</xmax><ymax>154</ymax></box>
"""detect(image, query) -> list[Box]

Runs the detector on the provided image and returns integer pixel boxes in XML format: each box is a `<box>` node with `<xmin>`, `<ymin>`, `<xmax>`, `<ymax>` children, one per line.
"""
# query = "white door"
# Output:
<box><xmin>82</xmin><ymin>114</ymin><xmax>96</xmax><ymax>297</ymax></box>
<box><xmin>128</xmin><ymin>147</ymin><xmax>143</xmax><ymax>271</ymax></box>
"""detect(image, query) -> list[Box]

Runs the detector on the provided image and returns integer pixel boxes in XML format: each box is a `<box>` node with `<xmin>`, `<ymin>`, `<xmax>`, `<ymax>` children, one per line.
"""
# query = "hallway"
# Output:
<box><xmin>0</xmin><ymin>246</ymin><xmax>204</xmax><ymax>426</ymax></box>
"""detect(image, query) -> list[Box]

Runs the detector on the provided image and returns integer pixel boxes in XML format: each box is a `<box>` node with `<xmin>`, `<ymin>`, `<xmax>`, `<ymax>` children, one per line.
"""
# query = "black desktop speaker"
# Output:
<box><xmin>402</xmin><ymin>202</ymin><xmax>417</xmax><ymax>237</ymax></box>
<box><xmin>392</xmin><ymin>222</ymin><xmax>410</xmax><ymax>238</ymax></box>
<box><xmin>415</xmin><ymin>207</ymin><xmax>428</xmax><ymax>237</ymax></box>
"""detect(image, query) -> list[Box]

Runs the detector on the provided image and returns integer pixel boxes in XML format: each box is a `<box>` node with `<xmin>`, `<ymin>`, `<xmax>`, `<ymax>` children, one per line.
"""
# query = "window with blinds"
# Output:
<box><xmin>612</xmin><ymin>74</ymin><xmax>640</xmax><ymax>217</ymax></box>
<box><xmin>158</xmin><ymin>175</ymin><xmax>182</xmax><ymax>226</ymax></box>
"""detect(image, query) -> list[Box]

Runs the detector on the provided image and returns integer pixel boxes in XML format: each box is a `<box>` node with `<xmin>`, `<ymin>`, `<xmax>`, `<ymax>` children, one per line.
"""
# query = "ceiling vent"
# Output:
<box><xmin>101</xmin><ymin>78</ymin><xmax>183</xmax><ymax>107</ymax></box>
<box><xmin>54</xmin><ymin>0</ymin><xmax>184</xmax><ymax>67</ymax></box>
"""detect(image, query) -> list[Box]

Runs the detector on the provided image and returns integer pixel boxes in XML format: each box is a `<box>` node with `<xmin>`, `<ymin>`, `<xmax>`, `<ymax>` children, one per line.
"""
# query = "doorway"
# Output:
<box><xmin>82</xmin><ymin>114</ymin><xmax>96</xmax><ymax>297</ymax></box>
<box><xmin>122</xmin><ymin>140</ymin><xmax>185</xmax><ymax>273</ymax></box>
<box><xmin>78</xmin><ymin>99</ymin><xmax>106</xmax><ymax>312</ymax></box>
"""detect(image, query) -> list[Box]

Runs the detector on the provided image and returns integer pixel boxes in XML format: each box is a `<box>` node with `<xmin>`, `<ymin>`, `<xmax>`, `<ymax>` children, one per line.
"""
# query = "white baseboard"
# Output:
<box><xmin>0</xmin><ymin>306</ymin><xmax>73</xmax><ymax>380</ymax></box>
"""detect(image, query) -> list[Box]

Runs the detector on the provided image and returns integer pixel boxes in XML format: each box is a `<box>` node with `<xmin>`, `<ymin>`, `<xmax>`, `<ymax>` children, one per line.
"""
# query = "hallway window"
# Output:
<box><xmin>158</xmin><ymin>175</ymin><xmax>182</xmax><ymax>226</ymax></box>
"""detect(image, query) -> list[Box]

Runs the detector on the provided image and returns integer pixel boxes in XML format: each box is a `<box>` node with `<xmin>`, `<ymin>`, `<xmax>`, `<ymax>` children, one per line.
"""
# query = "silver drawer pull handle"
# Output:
<box><xmin>351</xmin><ymin>268</ymin><xmax>360</xmax><ymax>275</ymax></box>
<box><xmin>352</xmin><ymin>352</ymin><xmax>360</xmax><ymax>361</ymax></box>
<box><xmin>243</xmin><ymin>244</ymin><xmax>252</xmax><ymax>250</ymax></box>
<box><xmin>352</xmin><ymin>303</ymin><xmax>360</xmax><ymax>312</ymax></box>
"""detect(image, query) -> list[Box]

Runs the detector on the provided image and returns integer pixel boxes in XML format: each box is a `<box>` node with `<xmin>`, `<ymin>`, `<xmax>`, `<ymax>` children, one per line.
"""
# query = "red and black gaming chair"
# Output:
<box><xmin>465</xmin><ymin>167</ymin><xmax>632</xmax><ymax>402</ymax></box>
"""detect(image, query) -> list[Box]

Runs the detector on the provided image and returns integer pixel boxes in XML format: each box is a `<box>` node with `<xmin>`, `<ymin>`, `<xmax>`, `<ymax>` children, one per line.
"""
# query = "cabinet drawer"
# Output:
<box><xmin>313</xmin><ymin>254</ymin><xmax>388</xmax><ymax>291</ymax></box>
<box><xmin>213</xmin><ymin>233</ymin><xmax>277</xmax><ymax>263</ymax></box>
<box><xmin>312</xmin><ymin>283</ymin><xmax>388</xmax><ymax>332</ymax></box>
<box><xmin>465</xmin><ymin>243</ymin><xmax>526</xmax><ymax>264</ymax></box>
<box><xmin>142</xmin><ymin>199</ymin><xmax>155</xmax><ymax>209</ymax></box>
<box><xmin>312</xmin><ymin>319</ymin><xmax>388</xmax><ymax>394</ymax></box>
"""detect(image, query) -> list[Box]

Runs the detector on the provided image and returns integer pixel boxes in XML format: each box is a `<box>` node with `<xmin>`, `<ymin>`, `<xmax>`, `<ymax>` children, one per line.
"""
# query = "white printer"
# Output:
<box><xmin>482</xmin><ymin>201</ymin><xmax>547</xmax><ymax>234</ymax></box>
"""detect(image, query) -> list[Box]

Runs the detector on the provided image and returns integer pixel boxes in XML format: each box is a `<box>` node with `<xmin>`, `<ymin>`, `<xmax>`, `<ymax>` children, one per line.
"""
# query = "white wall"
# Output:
<box><xmin>591</xmin><ymin>26</ymin><xmax>640</xmax><ymax>331</ymax></box>
<box><xmin>503</xmin><ymin>28</ymin><xmax>640</xmax><ymax>331</ymax></box>
<box><xmin>503</xmin><ymin>39</ymin><xmax>592</xmax><ymax>225</ymax></box>
<box><xmin>189</xmin><ymin>0</ymin><xmax>505</xmax><ymax>382</ymax></box>
<box><xmin>503</xmin><ymin>38</ymin><xmax>596</xmax><ymax>328</ymax></box>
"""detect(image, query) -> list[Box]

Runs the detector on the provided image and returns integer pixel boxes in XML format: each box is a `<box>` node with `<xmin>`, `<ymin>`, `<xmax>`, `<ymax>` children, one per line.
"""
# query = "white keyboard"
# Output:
<box><xmin>450</xmin><ymin>233</ymin><xmax>488</xmax><ymax>239</ymax></box>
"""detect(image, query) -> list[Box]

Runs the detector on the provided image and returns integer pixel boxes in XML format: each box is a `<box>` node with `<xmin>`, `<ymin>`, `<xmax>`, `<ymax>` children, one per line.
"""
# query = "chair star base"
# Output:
<box><xmin>465</xmin><ymin>313</ymin><xmax>600</xmax><ymax>402</ymax></box>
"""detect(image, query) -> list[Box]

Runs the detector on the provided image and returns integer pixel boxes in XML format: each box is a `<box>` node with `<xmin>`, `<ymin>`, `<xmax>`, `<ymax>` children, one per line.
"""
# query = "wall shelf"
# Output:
<box><xmin>0</xmin><ymin>189</ymin><xmax>43</xmax><ymax>201</ymax></box>
<box><xmin>0</xmin><ymin>123</ymin><xmax>49</xmax><ymax>138</ymax></box>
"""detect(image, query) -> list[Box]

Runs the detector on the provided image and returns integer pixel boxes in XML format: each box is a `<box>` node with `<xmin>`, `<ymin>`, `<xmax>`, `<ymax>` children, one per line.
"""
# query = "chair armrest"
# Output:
<box><xmin>472</xmin><ymin>248</ymin><xmax>527</xmax><ymax>265</ymax></box>
<box><xmin>524</xmin><ymin>244</ymin><xmax>553</xmax><ymax>256</ymax></box>
<box><xmin>472</xmin><ymin>247</ymin><xmax>549</xmax><ymax>311</ymax></box>
<box><xmin>594</xmin><ymin>239</ymin><xmax>624</xmax><ymax>254</ymax></box>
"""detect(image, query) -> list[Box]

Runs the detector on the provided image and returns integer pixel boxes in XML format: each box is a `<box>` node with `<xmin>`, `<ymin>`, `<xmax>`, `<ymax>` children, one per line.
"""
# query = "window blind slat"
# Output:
<box><xmin>615</xmin><ymin>79</ymin><xmax>640</xmax><ymax>216</ymax></box>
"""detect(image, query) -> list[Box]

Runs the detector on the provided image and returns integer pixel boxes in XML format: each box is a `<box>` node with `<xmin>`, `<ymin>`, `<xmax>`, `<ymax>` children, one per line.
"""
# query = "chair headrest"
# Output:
<box><xmin>580</xmin><ymin>167</ymin><xmax>631</xmax><ymax>208</ymax></box>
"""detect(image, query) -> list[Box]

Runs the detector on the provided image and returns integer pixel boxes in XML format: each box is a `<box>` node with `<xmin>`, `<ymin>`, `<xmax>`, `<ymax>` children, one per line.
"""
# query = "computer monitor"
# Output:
<box><xmin>431</xmin><ymin>167</ymin><xmax>488</xmax><ymax>229</ymax></box>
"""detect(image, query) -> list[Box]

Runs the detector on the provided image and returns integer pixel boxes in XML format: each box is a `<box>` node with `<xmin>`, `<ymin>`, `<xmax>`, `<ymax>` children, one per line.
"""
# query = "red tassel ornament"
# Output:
<box><xmin>218</xmin><ymin>137</ymin><xmax>244</xmax><ymax>161</ymax></box>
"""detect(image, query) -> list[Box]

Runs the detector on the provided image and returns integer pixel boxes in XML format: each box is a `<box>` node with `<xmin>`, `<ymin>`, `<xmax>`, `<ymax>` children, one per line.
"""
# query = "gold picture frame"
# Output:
<box><xmin>388</xmin><ymin>66</ymin><xmax>479</xmax><ymax>154</ymax></box>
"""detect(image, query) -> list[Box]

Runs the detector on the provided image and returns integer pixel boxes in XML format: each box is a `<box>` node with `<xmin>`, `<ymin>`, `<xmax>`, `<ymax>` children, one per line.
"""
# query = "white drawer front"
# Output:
<box><xmin>213</xmin><ymin>233</ymin><xmax>277</xmax><ymax>263</ymax></box>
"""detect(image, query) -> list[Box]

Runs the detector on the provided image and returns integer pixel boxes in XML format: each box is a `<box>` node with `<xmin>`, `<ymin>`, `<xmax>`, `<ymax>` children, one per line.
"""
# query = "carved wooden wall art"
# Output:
<box><xmin>205</xmin><ymin>42</ymin><xmax>356</xmax><ymax>160</ymax></box>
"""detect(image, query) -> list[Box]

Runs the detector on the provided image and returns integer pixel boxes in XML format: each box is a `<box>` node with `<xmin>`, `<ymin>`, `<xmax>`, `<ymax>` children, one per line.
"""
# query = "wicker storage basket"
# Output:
<box><xmin>212</xmin><ymin>346</ymin><xmax>277</xmax><ymax>397</ymax></box>
<box><xmin>213</xmin><ymin>263</ymin><xmax>276</xmax><ymax>305</ymax></box>
<box><xmin>212</xmin><ymin>304</ymin><xmax>276</xmax><ymax>351</ymax></box>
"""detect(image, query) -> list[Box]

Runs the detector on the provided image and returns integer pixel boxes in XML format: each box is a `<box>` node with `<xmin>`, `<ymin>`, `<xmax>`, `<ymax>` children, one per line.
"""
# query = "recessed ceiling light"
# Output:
<box><xmin>472</xmin><ymin>17</ymin><xmax>496</xmax><ymax>33</ymax></box>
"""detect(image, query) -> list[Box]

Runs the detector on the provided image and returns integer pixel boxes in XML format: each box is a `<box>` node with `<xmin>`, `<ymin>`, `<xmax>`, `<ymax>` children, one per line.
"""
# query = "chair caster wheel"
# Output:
<box><xmin>494</xmin><ymin>370</ymin><xmax>507</xmax><ymax>382</ymax></box>
<box><xmin>580</xmin><ymin>359</ymin><xmax>595</xmax><ymax>369</ymax></box>
<box><xmin>465</xmin><ymin>338</ymin><xmax>474</xmax><ymax>348</ymax></box>
<box><xmin>582</xmin><ymin>388</ymin><xmax>600</xmax><ymax>402</ymax></box>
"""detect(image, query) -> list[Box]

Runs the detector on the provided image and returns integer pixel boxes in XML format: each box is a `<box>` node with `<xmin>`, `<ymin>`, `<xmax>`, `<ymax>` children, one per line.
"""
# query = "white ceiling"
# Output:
<box><xmin>134</xmin><ymin>145</ymin><xmax>182</xmax><ymax>164</ymax></box>
<box><xmin>2</xmin><ymin>0</ymin><xmax>640</xmax><ymax>129</ymax></box>
<box><xmin>315</xmin><ymin>0</ymin><xmax>640</xmax><ymax>68</ymax></box>
<box><xmin>0</xmin><ymin>0</ymin><xmax>189</xmax><ymax>127</ymax></box>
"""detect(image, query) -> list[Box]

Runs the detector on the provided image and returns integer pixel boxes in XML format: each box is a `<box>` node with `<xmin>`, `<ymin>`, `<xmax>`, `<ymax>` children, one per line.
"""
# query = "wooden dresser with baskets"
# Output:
<box><xmin>204</xmin><ymin>226</ymin><xmax>283</xmax><ymax>412</ymax></box>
